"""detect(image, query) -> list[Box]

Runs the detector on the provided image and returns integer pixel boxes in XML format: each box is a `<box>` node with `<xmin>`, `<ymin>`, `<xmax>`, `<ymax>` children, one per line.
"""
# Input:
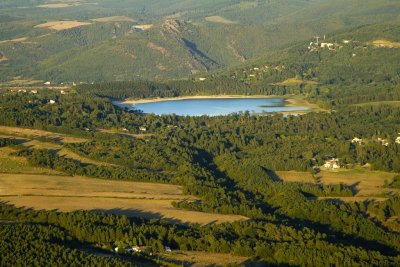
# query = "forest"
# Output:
<box><xmin>1</xmin><ymin>10</ymin><xmax>400</xmax><ymax>266</ymax></box>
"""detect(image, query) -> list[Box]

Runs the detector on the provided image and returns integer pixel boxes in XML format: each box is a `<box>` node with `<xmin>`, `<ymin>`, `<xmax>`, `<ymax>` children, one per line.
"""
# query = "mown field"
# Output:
<box><xmin>277</xmin><ymin>168</ymin><xmax>400</xmax><ymax>201</ymax></box>
<box><xmin>0</xmin><ymin>127</ymin><xmax>247</xmax><ymax>225</ymax></box>
<box><xmin>0</xmin><ymin>173</ymin><xmax>247</xmax><ymax>225</ymax></box>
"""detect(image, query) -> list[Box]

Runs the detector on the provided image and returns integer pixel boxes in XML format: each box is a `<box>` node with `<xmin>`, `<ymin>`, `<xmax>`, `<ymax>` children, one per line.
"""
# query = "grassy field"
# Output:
<box><xmin>161</xmin><ymin>251</ymin><xmax>249</xmax><ymax>267</ymax></box>
<box><xmin>353</xmin><ymin>101</ymin><xmax>400</xmax><ymax>107</ymax></box>
<box><xmin>92</xmin><ymin>16</ymin><xmax>136</xmax><ymax>23</ymax></box>
<box><xmin>205</xmin><ymin>16</ymin><xmax>237</xmax><ymax>24</ymax></box>
<box><xmin>0</xmin><ymin>173</ymin><xmax>247</xmax><ymax>225</ymax></box>
<box><xmin>0</xmin><ymin>126</ymin><xmax>86</xmax><ymax>143</ymax></box>
<box><xmin>277</xmin><ymin>168</ymin><xmax>400</xmax><ymax>200</ymax></box>
<box><xmin>372</xmin><ymin>39</ymin><xmax>400</xmax><ymax>48</ymax></box>
<box><xmin>0</xmin><ymin>147</ymin><xmax>62</xmax><ymax>175</ymax></box>
<box><xmin>35</xmin><ymin>21</ymin><xmax>92</xmax><ymax>31</ymax></box>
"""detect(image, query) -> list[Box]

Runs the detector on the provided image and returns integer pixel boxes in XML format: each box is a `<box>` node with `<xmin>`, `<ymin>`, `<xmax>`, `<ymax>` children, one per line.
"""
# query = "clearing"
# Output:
<box><xmin>0</xmin><ymin>174</ymin><xmax>247</xmax><ymax>225</ymax></box>
<box><xmin>277</xmin><ymin>168</ymin><xmax>400</xmax><ymax>201</ymax></box>
<box><xmin>35</xmin><ymin>20</ymin><xmax>92</xmax><ymax>31</ymax></box>
<box><xmin>273</xmin><ymin>77</ymin><xmax>318</xmax><ymax>86</ymax></box>
<box><xmin>0</xmin><ymin>126</ymin><xmax>86</xmax><ymax>143</ymax></box>
<box><xmin>133</xmin><ymin>24</ymin><xmax>153</xmax><ymax>31</ymax></box>
<box><xmin>37</xmin><ymin>3</ymin><xmax>81</xmax><ymax>8</ymax></box>
<box><xmin>372</xmin><ymin>39</ymin><xmax>400</xmax><ymax>48</ymax></box>
<box><xmin>354</xmin><ymin>101</ymin><xmax>400</xmax><ymax>107</ymax></box>
<box><xmin>0</xmin><ymin>37</ymin><xmax>28</xmax><ymax>44</ymax></box>
<box><xmin>0</xmin><ymin>147</ymin><xmax>62</xmax><ymax>175</ymax></box>
<box><xmin>161</xmin><ymin>251</ymin><xmax>249</xmax><ymax>267</ymax></box>
<box><xmin>97</xmin><ymin>128</ymin><xmax>154</xmax><ymax>140</ymax></box>
<box><xmin>92</xmin><ymin>16</ymin><xmax>136</xmax><ymax>23</ymax></box>
<box><xmin>205</xmin><ymin>16</ymin><xmax>237</xmax><ymax>24</ymax></box>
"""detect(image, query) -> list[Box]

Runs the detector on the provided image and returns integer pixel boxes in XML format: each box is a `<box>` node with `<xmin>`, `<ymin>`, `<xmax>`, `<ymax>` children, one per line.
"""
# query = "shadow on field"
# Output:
<box><xmin>89</xmin><ymin>208</ymin><xmax>183</xmax><ymax>224</ymax></box>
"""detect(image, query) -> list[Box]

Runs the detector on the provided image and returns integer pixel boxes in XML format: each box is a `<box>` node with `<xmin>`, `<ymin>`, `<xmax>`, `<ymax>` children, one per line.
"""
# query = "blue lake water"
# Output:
<box><xmin>128</xmin><ymin>97</ymin><xmax>310</xmax><ymax>116</ymax></box>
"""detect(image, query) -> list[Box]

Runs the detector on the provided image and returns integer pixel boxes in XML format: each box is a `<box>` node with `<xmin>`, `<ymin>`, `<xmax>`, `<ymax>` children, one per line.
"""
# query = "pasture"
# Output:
<box><xmin>277</xmin><ymin>168</ymin><xmax>400</xmax><ymax>201</ymax></box>
<box><xmin>0</xmin><ymin>174</ymin><xmax>247</xmax><ymax>225</ymax></box>
<box><xmin>35</xmin><ymin>20</ymin><xmax>92</xmax><ymax>31</ymax></box>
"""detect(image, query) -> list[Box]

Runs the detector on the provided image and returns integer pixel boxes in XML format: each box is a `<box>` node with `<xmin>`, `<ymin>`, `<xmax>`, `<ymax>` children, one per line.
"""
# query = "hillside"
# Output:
<box><xmin>0</xmin><ymin>0</ymin><xmax>400</xmax><ymax>82</ymax></box>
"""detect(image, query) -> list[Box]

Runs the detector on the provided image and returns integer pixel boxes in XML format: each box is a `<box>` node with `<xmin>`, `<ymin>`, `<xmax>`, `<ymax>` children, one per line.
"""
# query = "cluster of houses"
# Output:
<box><xmin>352</xmin><ymin>135</ymin><xmax>400</xmax><ymax>146</ymax></box>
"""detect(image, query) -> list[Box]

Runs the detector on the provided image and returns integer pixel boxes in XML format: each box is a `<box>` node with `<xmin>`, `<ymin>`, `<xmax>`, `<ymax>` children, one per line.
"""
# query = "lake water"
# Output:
<box><xmin>127</xmin><ymin>97</ymin><xmax>310</xmax><ymax>116</ymax></box>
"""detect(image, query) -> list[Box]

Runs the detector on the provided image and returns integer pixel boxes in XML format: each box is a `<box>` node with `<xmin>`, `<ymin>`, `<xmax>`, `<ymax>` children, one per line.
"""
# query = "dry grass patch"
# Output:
<box><xmin>58</xmin><ymin>147</ymin><xmax>114</xmax><ymax>166</ymax></box>
<box><xmin>92</xmin><ymin>16</ymin><xmax>136</xmax><ymax>23</ymax></box>
<box><xmin>0</xmin><ymin>147</ymin><xmax>61</xmax><ymax>175</ymax></box>
<box><xmin>205</xmin><ymin>16</ymin><xmax>237</xmax><ymax>24</ymax></box>
<box><xmin>277</xmin><ymin>168</ymin><xmax>400</xmax><ymax>200</ymax></box>
<box><xmin>162</xmin><ymin>251</ymin><xmax>248</xmax><ymax>267</ymax></box>
<box><xmin>147</xmin><ymin>42</ymin><xmax>170</xmax><ymax>57</ymax></box>
<box><xmin>133</xmin><ymin>24</ymin><xmax>153</xmax><ymax>31</ymax></box>
<box><xmin>372</xmin><ymin>39</ymin><xmax>400</xmax><ymax>48</ymax></box>
<box><xmin>37</xmin><ymin>3</ymin><xmax>81</xmax><ymax>8</ymax></box>
<box><xmin>0</xmin><ymin>37</ymin><xmax>28</xmax><ymax>44</ymax></box>
<box><xmin>97</xmin><ymin>129</ymin><xmax>154</xmax><ymax>140</ymax></box>
<box><xmin>0</xmin><ymin>174</ymin><xmax>247</xmax><ymax>225</ymax></box>
<box><xmin>0</xmin><ymin>126</ymin><xmax>86</xmax><ymax>143</ymax></box>
<box><xmin>35</xmin><ymin>20</ymin><xmax>91</xmax><ymax>31</ymax></box>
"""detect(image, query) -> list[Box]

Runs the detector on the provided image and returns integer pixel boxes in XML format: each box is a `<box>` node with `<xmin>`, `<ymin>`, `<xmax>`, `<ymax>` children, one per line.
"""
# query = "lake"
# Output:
<box><xmin>125</xmin><ymin>97</ymin><xmax>310</xmax><ymax>116</ymax></box>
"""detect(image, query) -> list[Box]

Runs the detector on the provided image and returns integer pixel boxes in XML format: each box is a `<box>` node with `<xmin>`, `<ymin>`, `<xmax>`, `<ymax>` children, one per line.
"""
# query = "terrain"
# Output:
<box><xmin>0</xmin><ymin>0</ymin><xmax>400</xmax><ymax>81</ymax></box>
<box><xmin>1</xmin><ymin>1</ymin><xmax>400</xmax><ymax>267</ymax></box>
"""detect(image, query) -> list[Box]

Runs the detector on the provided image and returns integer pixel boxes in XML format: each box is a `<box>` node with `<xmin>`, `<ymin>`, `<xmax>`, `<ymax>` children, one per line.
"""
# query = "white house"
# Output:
<box><xmin>49</xmin><ymin>100</ymin><xmax>56</xmax><ymax>104</ymax></box>
<box><xmin>321</xmin><ymin>43</ymin><xmax>334</xmax><ymax>49</ymax></box>
<box><xmin>395</xmin><ymin>136</ymin><xmax>400</xmax><ymax>144</ymax></box>
<box><xmin>44</xmin><ymin>81</ymin><xmax>51</xmax><ymax>85</ymax></box>
<box><xmin>198</xmin><ymin>77</ymin><xmax>207</xmax><ymax>81</ymax></box>
<box><xmin>139</xmin><ymin>126</ymin><xmax>147</xmax><ymax>132</ymax></box>
<box><xmin>323</xmin><ymin>158</ymin><xmax>340</xmax><ymax>169</ymax></box>
<box><xmin>132</xmin><ymin>246</ymin><xmax>147</xmax><ymax>253</ymax></box>
<box><xmin>351</xmin><ymin>137</ymin><xmax>362</xmax><ymax>144</ymax></box>
<box><xmin>31</xmin><ymin>90</ymin><xmax>38</xmax><ymax>94</ymax></box>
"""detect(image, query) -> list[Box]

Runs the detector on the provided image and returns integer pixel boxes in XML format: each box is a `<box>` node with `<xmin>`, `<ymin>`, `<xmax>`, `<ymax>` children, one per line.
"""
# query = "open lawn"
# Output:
<box><xmin>277</xmin><ymin>168</ymin><xmax>400</xmax><ymax>200</ymax></box>
<box><xmin>0</xmin><ymin>174</ymin><xmax>247</xmax><ymax>225</ymax></box>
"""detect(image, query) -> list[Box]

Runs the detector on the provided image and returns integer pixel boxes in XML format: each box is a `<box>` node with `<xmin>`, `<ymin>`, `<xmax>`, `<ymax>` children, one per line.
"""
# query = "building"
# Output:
<box><xmin>395</xmin><ymin>136</ymin><xmax>400</xmax><ymax>144</ymax></box>
<box><xmin>198</xmin><ymin>77</ymin><xmax>207</xmax><ymax>81</ymax></box>
<box><xmin>49</xmin><ymin>100</ymin><xmax>56</xmax><ymax>104</ymax></box>
<box><xmin>351</xmin><ymin>137</ymin><xmax>362</xmax><ymax>144</ymax></box>
<box><xmin>132</xmin><ymin>246</ymin><xmax>147</xmax><ymax>253</ymax></box>
<box><xmin>30</xmin><ymin>90</ymin><xmax>38</xmax><ymax>94</ymax></box>
<box><xmin>320</xmin><ymin>43</ymin><xmax>334</xmax><ymax>49</ymax></box>
<box><xmin>323</xmin><ymin>158</ymin><xmax>340</xmax><ymax>169</ymax></box>
<box><xmin>139</xmin><ymin>126</ymin><xmax>147</xmax><ymax>132</ymax></box>
<box><xmin>164</xmin><ymin>246</ymin><xmax>172</xmax><ymax>252</ymax></box>
<box><xmin>44</xmin><ymin>81</ymin><xmax>51</xmax><ymax>85</ymax></box>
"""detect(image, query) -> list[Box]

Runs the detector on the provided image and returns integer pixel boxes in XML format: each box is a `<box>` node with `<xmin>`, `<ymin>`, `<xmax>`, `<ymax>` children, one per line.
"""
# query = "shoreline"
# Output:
<box><xmin>121</xmin><ymin>95</ymin><xmax>284</xmax><ymax>105</ymax></box>
<box><xmin>115</xmin><ymin>95</ymin><xmax>323</xmax><ymax>114</ymax></box>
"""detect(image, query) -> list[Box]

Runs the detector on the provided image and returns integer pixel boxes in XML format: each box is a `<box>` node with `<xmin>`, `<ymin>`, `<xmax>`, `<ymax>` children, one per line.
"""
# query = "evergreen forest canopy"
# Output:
<box><xmin>1</xmin><ymin>1</ymin><xmax>400</xmax><ymax>266</ymax></box>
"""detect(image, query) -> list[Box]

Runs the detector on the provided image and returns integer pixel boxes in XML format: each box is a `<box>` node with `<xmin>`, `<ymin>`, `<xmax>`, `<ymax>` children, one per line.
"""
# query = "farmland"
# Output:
<box><xmin>0</xmin><ymin>173</ymin><xmax>247</xmax><ymax>225</ymax></box>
